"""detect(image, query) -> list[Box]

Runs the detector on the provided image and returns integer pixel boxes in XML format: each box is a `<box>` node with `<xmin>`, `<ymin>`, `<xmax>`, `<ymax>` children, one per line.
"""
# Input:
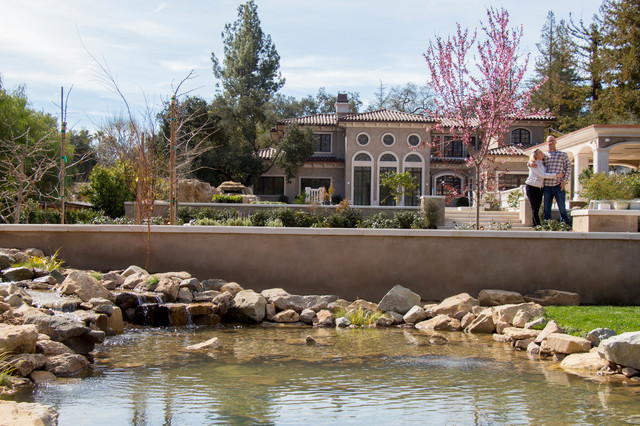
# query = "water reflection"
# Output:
<box><xmin>7</xmin><ymin>325</ymin><xmax>640</xmax><ymax>424</ymax></box>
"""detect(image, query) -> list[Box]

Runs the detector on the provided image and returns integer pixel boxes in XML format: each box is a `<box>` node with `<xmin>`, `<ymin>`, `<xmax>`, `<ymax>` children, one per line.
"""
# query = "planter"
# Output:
<box><xmin>629</xmin><ymin>200</ymin><xmax>640</xmax><ymax>211</ymax></box>
<box><xmin>613</xmin><ymin>200</ymin><xmax>630</xmax><ymax>210</ymax></box>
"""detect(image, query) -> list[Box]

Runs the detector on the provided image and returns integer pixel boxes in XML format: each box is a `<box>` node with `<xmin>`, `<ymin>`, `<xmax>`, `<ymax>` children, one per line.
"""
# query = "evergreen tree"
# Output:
<box><xmin>597</xmin><ymin>0</ymin><xmax>640</xmax><ymax>123</ymax></box>
<box><xmin>530</xmin><ymin>11</ymin><xmax>584</xmax><ymax>133</ymax></box>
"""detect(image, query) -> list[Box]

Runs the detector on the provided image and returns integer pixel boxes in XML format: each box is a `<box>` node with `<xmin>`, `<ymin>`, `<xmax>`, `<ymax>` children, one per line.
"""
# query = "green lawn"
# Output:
<box><xmin>542</xmin><ymin>306</ymin><xmax>640</xmax><ymax>337</ymax></box>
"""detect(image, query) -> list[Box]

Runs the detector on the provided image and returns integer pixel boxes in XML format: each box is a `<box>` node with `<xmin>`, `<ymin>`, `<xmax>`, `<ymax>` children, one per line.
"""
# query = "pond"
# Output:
<box><xmin>6</xmin><ymin>325</ymin><xmax>640</xmax><ymax>425</ymax></box>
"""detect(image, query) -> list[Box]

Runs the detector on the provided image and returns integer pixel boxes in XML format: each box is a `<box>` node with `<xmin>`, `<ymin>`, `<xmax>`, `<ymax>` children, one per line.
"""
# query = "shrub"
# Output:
<box><xmin>82</xmin><ymin>164</ymin><xmax>135</xmax><ymax>218</ymax></box>
<box><xmin>423</xmin><ymin>198</ymin><xmax>440</xmax><ymax>229</ymax></box>
<box><xmin>361</xmin><ymin>212</ymin><xmax>393</xmax><ymax>229</ymax></box>
<box><xmin>249</xmin><ymin>210</ymin><xmax>270</xmax><ymax>226</ymax></box>
<box><xmin>580</xmin><ymin>172</ymin><xmax>634</xmax><ymax>200</ymax></box>
<box><xmin>534</xmin><ymin>219</ymin><xmax>572</xmax><ymax>232</ymax></box>
<box><xmin>393</xmin><ymin>211</ymin><xmax>419</xmax><ymax>229</ymax></box>
<box><xmin>14</xmin><ymin>249</ymin><xmax>64</xmax><ymax>271</ymax></box>
<box><xmin>211</xmin><ymin>194</ymin><xmax>243</xmax><ymax>203</ymax></box>
<box><xmin>270</xmin><ymin>207</ymin><xmax>296</xmax><ymax>227</ymax></box>
<box><xmin>324</xmin><ymin>207</ymin><xmax>361</xmax><ymax>228</ymax></box>
<box><xmin>333</xmin><ymin>307</ymin><xmax>384</xmax><ymax>327</ymax></box>
<box><xmin>293</xmin><ymin>210</ymin><xmax>323</xmax><ymax>228</ymax></box>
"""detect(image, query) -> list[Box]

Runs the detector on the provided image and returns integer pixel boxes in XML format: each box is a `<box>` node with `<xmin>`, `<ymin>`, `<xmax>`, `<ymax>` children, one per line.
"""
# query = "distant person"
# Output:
<box><xmin>542</xmin><ymin>136</ymin><xmax>571</xmax><ymax>224</ymax></box>
<box><xmin>525</xmin><ymin>149</ymin><xmax>564</xmax><ymax>227</ymax></box>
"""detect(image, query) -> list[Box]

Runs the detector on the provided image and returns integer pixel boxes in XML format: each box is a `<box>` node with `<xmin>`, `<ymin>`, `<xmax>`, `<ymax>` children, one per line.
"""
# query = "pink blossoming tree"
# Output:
<box><xmin>423</xmin><ymin>7</ymin><xmax>546</xmax><ymax>229</ymax></box>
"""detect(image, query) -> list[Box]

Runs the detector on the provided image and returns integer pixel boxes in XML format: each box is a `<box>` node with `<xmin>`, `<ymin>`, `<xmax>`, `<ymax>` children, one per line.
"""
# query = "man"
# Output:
<box><xmin>542</xmin><ymin>135</ymin><xmax>571</xmax><ymax>224</ymax></box>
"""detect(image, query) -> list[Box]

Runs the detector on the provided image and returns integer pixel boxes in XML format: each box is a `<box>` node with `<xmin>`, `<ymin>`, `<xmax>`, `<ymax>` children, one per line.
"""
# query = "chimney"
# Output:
<box><xmin>335</xmin><ymin>93</ymin><xmax>349</xmax><ymax>117</ymax></box>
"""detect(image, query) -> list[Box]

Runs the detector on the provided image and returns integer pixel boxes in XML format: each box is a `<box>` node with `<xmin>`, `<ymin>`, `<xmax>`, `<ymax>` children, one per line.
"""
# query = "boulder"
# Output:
<box><xmin>0</xmin><ymin>253</ymin><xmax>15</xmax><ymax>269</ymax></box>
<box><xmin>527</xmin><ymin>341</ymin><xmax>541</xmax><ymax>356</ymax></box>
<box><xmin>22</xmin><ymin>308</ymin><xmax>90</xmax><ymax>342</ymax></box>
<box><xmin>24</xmin><ymin>248</ymin><xmax>44</xmax><ymax>257</ymax></box>
<box><xmin>186</xmin><ymin>337</ymin><xmax>223</xmax><ymax>351</ymax></box>
<box><xmin>0</xmin><ymin>401</ymin><xmax>58</xmax><ymax>426</ymax></box>
<box><xmin>465</xmin><ymin>310</ymin><xmax>495</xmax><ymax>334</ymax></box>
<box><xmin>491</xmin><ymin>303</ymin><xmax>544</xmax><ymax>325</ymax></box>
<box><xmin>513</xmin><ymin>337</ymin><xmax>536</xmax><ymax>351</ymax></box>
<box><xmin>107</xmin><ymin>307</ymin><xmax>125</xmax><ymax>334</ymax></box>
<box><xmin>122</xmin><ymin>272</ymin><xmax>148</xmax><ymax>290</ymax></box>
<box><xmin>155</xmin><ymin>276</ymin><xmax>181</xmax><ymax>302</ymax></box>
<box><xmin>512</xmin><ymin>310</ymin><xmax>533</xmax><ymax>328</ymax></box>
<box><xmin>261</xmin><ymin>288</ymin><xmax>291</xmax><ymax>302</ymax></box>
<box><xmin>478</xmin><ymin>289</ymin><xmax>525</xmax><ymax>306</ymax></box>
<box><xmin>271</xmin><ymin>293</ymin><xmax>338</xmax><ymax>313</ymax></box>
<box><xmin>598</xmin><ymin>331</ymin><xmax>640</xmax><ymax>370</ymax></box>
<box><xmin>36</xmin><ymin>340</ymin><xmax>74</xmax><ymax>355</ymax></box>
<box><xmin>56</xmin><ymin>271</ymin><xmax>112</xmax><ymax>302</ymax></box>
<box><xmin>460</xmin><ymin>312</ymin><xmax>475</xmax><ymax>329</ymax></box>
<box><xmin>534</xmin><ymin>320</ymin><xmax>565</xmax><ymax>344</ymax></box>
<box><xmin>542</xmin><ymin>333</ymin><xmax>592</xmax><ymax>354</ymax></box>
<box><xmin>403</xmin><ymin>306</ymin><xmax>427</xmax><ymax>324</ymax></box>
<box><xmin>503</xmin><ymin>327</ymin><xmax>541</xmax><ymax>340</ymax></box>
<box><xmin>299</xmin><ymin>309</ymin><xmax>316</xmax><ymax>324</ymax></box>
<box><xmin>415</xmin><ymin>315</ymin><xmax>461</xmax><ymax>331</ymax></box>
<box><xmin>177</xmin><ymin>287</ymin><xmax>194</xmax><ymax>304</ymax></box>
<box><xmin>587</xmin><ymin>328</ymin><xmax>617</xmax><ymax>346</ymax></box>
<box><xmin>228</xmin><ymin>290</ymin><xmax>266</xmax><ymax>323</ymax></box>
<box><xmin>29</xmin><ymin>370</ymin><xmax>57</xmax><ymax>386</ymax></box>
<box><xmin>525</xmin><ymin>317</ymin><xmax>546</xmax><ymax>329</ymax></box>
<box><xmin>221</xmin><ymin>282</ymin><xmax>244</xmax><ymax>296</ymax></box>
<box><xmin>523</xmin><ymin>289</ymin><xmax>580</xmax><ymax>306</ymax></box>
<box><xmin>44</xmin><ymin>353</ymin><xmax>89</xmax><ymax>377</ymax></box>
<box><xmin>102</xmin><ymin>272</ymin><xmax>125</xmax><ymax>287</ymax></box>
<box><xmin>377</xmin><ymin>285</ymin><xmax>421</xmax><ymax>315</ymax></box>
<box><xmin>347</xmin><ymin>299</ymin><xmax>379</xmax><ymax>312</ymax></box>
<box><xmin>560</xmin><ymin>349</ymin><xmax>608</xmax><ymax>373</ymax></box>
<box><xmin>336</xmin><ymin>317</ymin><xmax>351</xmax><ymax>328</ymax></box>
<box><xmin>2</xmin><ymin>266</ymin><xmax>34</xmax><ymax>282</ymax></box>
<box><xmin>121</xmin><ymin>265</ymin><xmax>148</xmax><ymax>278</ymax></box>
<box><xmin>180</xmin><ymin>278</ymin><xmax>203</xmax><ymax>293</ymax></box>
<box><xmin>313</xmin><ymin>310</ymin><xmax>334</xmax><ymax>327</ymax></box>
<box><xmin>265</xmin><ymin>303</ymin><xmax>276</xmax><ymax>321</ymax></box>
<box><xmin>202</xmin><ymin>279</ymin><xmax>227</xmax><ymax>291</ymax></box>
<box><xmin>272</xmin><ymin>309</ymin><xmax>300</xmax><ymax>323</ymax></box>
<box><xmin>431</xmin><ymin>293</ymin><xmax>478</xmax><ymax>317</ymax></box>
<box><xmin>0</xmin><ymin>324</ymin><xmax>39</xmax><ymax>353</ymax></box>
<box><xmin>12</xmin><ymin>354</ymin><xmax>47</xmax><ymax>376</ymax></box>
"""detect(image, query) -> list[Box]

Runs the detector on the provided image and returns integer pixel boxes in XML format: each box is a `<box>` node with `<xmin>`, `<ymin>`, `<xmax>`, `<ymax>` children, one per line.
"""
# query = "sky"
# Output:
<box><xmin>0</xmin><ymin>0</ymin><xmax>604</xmax><ymax>132</ymax></box>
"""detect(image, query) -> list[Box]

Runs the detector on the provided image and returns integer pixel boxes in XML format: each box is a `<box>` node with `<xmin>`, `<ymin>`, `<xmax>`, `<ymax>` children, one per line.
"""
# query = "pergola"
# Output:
<box><xmin>526</xmin><ymin>125</ymin><xmax>640</xmax><ymax>200</ymax></box>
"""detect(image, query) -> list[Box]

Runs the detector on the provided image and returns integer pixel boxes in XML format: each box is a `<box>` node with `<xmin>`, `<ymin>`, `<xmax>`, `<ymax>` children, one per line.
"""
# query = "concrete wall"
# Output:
<box><xmin>1</xmin><ymin>225</ymin><xmax>638</xmax><ymax>305</ymax></box>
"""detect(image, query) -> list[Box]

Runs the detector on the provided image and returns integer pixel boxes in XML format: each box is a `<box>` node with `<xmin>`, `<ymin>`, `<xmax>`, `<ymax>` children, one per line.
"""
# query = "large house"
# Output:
<box><xmin>256</xmin><ymin>94</ymin><xmax>555</xmax><ymax>206</ymax></box>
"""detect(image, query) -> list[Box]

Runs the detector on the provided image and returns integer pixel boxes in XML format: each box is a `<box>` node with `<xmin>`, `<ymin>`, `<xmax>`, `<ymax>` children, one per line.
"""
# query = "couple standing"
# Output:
<box><xmin>525</xmin><ymin>136</ymin><xmax>572</xmax><ymax>227</ymax></box>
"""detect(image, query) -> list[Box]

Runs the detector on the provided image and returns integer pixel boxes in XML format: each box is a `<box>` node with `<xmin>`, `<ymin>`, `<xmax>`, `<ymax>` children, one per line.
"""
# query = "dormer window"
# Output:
<box><xmin>312</xmin><ymin>134</ymin><xmax>331</xmax><ymax>153</ymax></box>
<box><xmin>511</xmin><ymin>128</ymin><xmax>531</xmax><ymax>146</ymax></box>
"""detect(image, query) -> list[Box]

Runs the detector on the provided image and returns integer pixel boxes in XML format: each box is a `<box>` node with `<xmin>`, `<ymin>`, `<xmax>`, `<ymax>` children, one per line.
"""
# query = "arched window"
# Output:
<box><xmin>403</xmin><ymin>154</ymin><xmax>424</xmax><ymax>206</ymax></box>
<box><xmin>378</xmin><ymin>153</ymin><xmax>399</xmax><ymax>206</ymax></box>
<box><xmin>355</xmin><ymin>153</ymin><xmax>371</xmax><ymax>161</ymax></box>
<box><xmin>511</xmin><ymin>128</ymin><xmax>531</xmax><ymax>146</ymax></box>
<box><xmin>352</xmin><ymin>152</ymin><xmax>373</xmax><ymax>206</ymax></box>
<box><xmin>380</xmin><ymin>153</ymin><xmax>397</xmax><ymax>162</ymax></box>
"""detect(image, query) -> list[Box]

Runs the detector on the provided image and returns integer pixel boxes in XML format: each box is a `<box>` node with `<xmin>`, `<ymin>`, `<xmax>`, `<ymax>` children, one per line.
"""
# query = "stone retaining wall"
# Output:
<box><xmin>0</xmin><ymin>225</ymin><xmax>639</xmax><ymax>304</ymax></box>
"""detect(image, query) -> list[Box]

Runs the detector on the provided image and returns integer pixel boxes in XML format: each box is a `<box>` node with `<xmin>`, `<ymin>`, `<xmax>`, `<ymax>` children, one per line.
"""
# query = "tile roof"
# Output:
<box><xmin>340</xmin><ymin>109</ymin><xmax>437</xmax><ymax>123</ymax></box>
<box><xmin>487</xmin><ymin>145</ymin><xmax>527</xmax><ymax>156</ymax></box>
<box><xmin>278</xmin><ymin>114</ymin><xmax>338</xmax><ymax>126</ymax></box>
<box><xmin>257</xmin><ymin>148</ymin><xmax>344</xmax><ymax>163</ymax></box>
<box><xmin>258</xmin><ymin>147</ymin><xmax>277</xmax><ymax>160</ymax></box>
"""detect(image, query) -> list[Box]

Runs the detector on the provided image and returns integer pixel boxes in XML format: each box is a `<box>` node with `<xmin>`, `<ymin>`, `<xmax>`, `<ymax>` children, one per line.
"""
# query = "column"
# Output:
<box><xmin>573</xmin><ymin>153</ymin><xmax>590</xmax><ymax>200</ymax></box>
<box><xmin>593</xmin><ymin>148</ymin><xmax>610</xmax><ymax>174</ymax></box>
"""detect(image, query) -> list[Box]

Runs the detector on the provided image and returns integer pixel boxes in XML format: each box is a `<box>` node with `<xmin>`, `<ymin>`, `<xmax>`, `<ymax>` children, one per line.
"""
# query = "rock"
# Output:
<box><xmin>525</xmin><ymin>317</ymin><xmax>546</xmax><ymax>329</ymax></box>
<box><xmin>44</xmin><ymin>353</ymin><xmax>89</xmax><ymax>377</ymax></box>
<box><xmin>186</xmin><ymin>337</ymin><xmax>223</xmax><ymax>351</ymax></box>
<box><xmin>503</xmin><ymin>327</ymin><xmax>541</xmax><ymax>340</ymax></box>
<box><xmin>0</xmin><ymin>253</ymin><xmax>15</xmax><ymax>269</ymax></box>
<box><xmin>114</xmin><ymin>292</ymin><xmax>140</xmax><ymax>310</ymax></box>
<box><xmin>0</xmin><ymin>324</ymin><xmax>39</xmax><ymax>353</ymax></box>
<box><xmin>523</xmin><ymin>289</ymin><xmax>580</xmax><ymax>306</ymax></box>
<box><xmin>377</xmin><ymin>285</ymin><xmax>421</xmax><ymax>315</ymax></box>
<box><xmin>102</xmin><ymin>272</ymin><xmax>124</xmax><ymax>287</ymax></box>
<box><xmin>431</xmin><ymin>293</ymin><xmax>478</xmax><ymax>317</ymax></box>
<box><xmin>177</xmin><ymin>287</ymin><xmax>194</xmax><ymax>304</ymax></box>
<box><xmin>302</xmin><ymin>295</ymin><xmax>339</xmax><ymax>311</ymax></box>
<box><xmin>212</xmin><ymin>292</ymin><xmax>233</xmax><ymax>315</ymax></box>
<box><xmin>228</xmin><ymin>290</ymin><xmax>266</xmax><ymax>323</ymax></box>
<box><xmin>299</xmin><ymin>309</ymin><xmax>316</xmax><ymax>324</ymax></box>
<box><xmin>36</xmin><ymin>340</ymin><xmax>74</xmax><ymax>355</ymax></box>
<box><xmin>56</xmin><ymin>270</ymin><xmax>112</xmax><ymax>302</ymax></box>
<box><xmin>155</xmin><ymin>276</ymin><xmax>181</xmax><ymax>302</ymax></box>
<box><xmin>265</xmin><ymin>303</ymin><xmax>276</xmax><ymax>321</ymax></box>
<box><xmin>202</xmin><ymin>279</ymin><xmax>227</xmax><ymax>291</ymax></box>
<box><xmin>328</xmin><ymin>299</ymin><xmax>352</xmax><ymax>311</ymax></box>
<box><xmin>336</xmin><ymin>317</ymin><xmax>351</xmax><ymax>328</ymax></box>
<box><xmin>542</xmin><ymin>333</ymin><xmax>592</xmax><ymax>354</ymax></box>
<box><xmin>587</xmin><ymin>328</ymin><xmax>617</xmax><ymax>346</ymax></box>
<box><xmin>513</xmin><ymin>337</ymin><xmax>535</xmax><ymax>351</ymax></box>
<box><xmin>622</xmin><ymin>367</ymin><xmax>640</xmax><ymax>378</ymax></box>
<box><xmin>88</xmin><ymin>298</ymin><xmax>114</xmax><ymax>315</ymax></box>
<box><xmin>512</xmin><ymin>310</ymin><xmax>533</xmax><ymax>328</ymax></box>
<box><xmin>12</xmin><ymin>354</ymin><xmax>47</xmax><ymax>376</ymax></box>
<box><xmin>460</xmin><ymin>312</ymin><xmax>475</xmax><ymax>329</ymax></box>
<box><xmin>30</xmin><ymin>370</ymin><xmax>57</xmax><ymax>385</ymax></box>
<box><xmin>347</xmin><ymin>299</ymin><xmax>379</xmax><ymax>312</ymax></box>
<box><xmin>159</xmin><ymin>304</ymin><xmax>188</xmax><ymax>327</ymax></box>
<box><xmin>305</xmin><ymin>335</ymin><xmax>316</xmax><ymax>345</ymax></box>
<box><xmin>464</xmin><ymin>311</ymin><xmax>495</xmax><ymax>334</ymax></box>
<box><xmin>261</xmin><ymin>288</ymin><xmax>291</xmax><ymax>302</ymax></box>
<box><xmin>534</xmin><ymin>320</ymin><xmax>565</xmax><ymax>344</ymax></box>
<box><xmin>2</xmin><ymin>266</ymin><xmax>34</xmax><ymax>282</ymax></box>
<box><xmin>122</xmin><ymin>272</ymin><xmax>148</xmax><ymax>290</ymax></box>
<box><xmin>493</xmin><ymin>334</ymin><xmax>512</xmax><ymax>343</ymax></box>
<box><xmin>107</xmin><ymin>307</ymin><xmax>125</xmax><ymax>334</ymax></box>
<box><xmin>415</xmin><ymin>315</ymin><xmax>461</xmax><ymax>331</ymax></box>
<box><xmin>272</xmin><ymin>309</ymin><xmax>300</xmax><ymax>323</ymax></box>
<box><xmin>22</xmin><ymin>308</ymin><xmax>90</xmax><ymax>342</ymax></box>
<box><xmin>527</xmin><ymin>341</ymin><xmax>541</xmax><ymax>355</ymax></box>
<box><xmin>121</xmin><ymin>265</ymin><xmax>148</xmax><ymax>278</ymax></box>
<box><xmin>49</xmin><ymin>269</ymin><xmax>65</xmax><ymax>284</ymax></box>
<box><xmin>24</xmin><ymin>248</ymin><xmax>44</xmax><ymax>257</ymax></box>
<box><xmin>221</xmin><ymin>282</ymin><xmax>244</xmax><ymax>296</ymax></box>
<box><xmin>31</xmin><ymin>275</ymin><xmax>58</xmax><ymax>287</ymax></box>
<box><xmin>313</xmin><ymin>310</ymin><xmax>334</xmax><ymax>327</ymax></box>
<box><xmin>478</xmin><ymin>289</ymin><xmax>525</xmax><ymax>306</ymax></box>
<box><xmin>495</xmin><ymin>321</ymin><xmax>510</xmax><ymax>334</ymax></box>
<box><xmin>0</xmin><ymin>301</ymin><xmax>11</xmax><ymax>313</ymax></box>
<box><xmin>180</xmin><ymin>278</ymin><xmax>203</xmax><ymax>293</ymax></box>
<box><xmin>5</xmin><ymin>293</ymin><xmax>24</xmax><ymax>307</ymax></box>
<box><xmin>598</xmin><ymin>331</ymin><xmax>640</xmax><ymax>370</ymax></box>
<box><xmin>271</xmin><ymin>293</ymin><xmax>338</xmax><ymax>313</ymax></box>
<box><xmin>403</xmin><ymin>306</ymin><xmax>427</xmax><ymax>324</ymax></box>
<box><xmin>560</xmin><ymin>350</ymin><xmax>608</xmax><ymax>372</ymax></box>
<box><xmin>491</xmin><ymin>303</ymin><xmax>544</xmax><ymax>325</ymax></box>
<box><xmin>382</xmin><ymin>311</ymin><xmax>404</xmax><ymax>325</ymax></box>
<box><xmin>0</xmin><ymin>401</ymin><xmax>58</xmax><ymax>426</ymax></box>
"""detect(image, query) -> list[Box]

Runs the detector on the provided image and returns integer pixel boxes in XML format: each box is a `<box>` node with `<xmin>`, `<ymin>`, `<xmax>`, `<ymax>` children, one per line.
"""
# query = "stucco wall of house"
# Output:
<box><xmin>1</xmin><ymin>225</ymin><xmax>638</xmax><ymax>305</ymax></box>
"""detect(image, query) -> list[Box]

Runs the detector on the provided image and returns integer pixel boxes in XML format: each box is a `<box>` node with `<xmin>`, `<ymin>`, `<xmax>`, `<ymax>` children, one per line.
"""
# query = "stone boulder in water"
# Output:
<box><xmin>228</xmin><ymin>290</ymin><xmax>266</xmax><ymax>323</ymax></box>
<box><xmin>377</xmin><ymin>285</ymin><xmax>421</xmax><ymax>315</ymax></box>
<box><xmin>56</xmin><ymin>271</ymin><xmax>112</xmax><ymax>302</ymax></box>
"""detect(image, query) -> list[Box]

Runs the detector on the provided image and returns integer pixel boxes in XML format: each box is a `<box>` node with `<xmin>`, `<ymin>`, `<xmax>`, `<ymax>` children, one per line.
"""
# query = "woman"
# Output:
<box><xmin>525</xmin><ymin>149</ymin><xmax>564</xmax><ymax>227</ymax></box>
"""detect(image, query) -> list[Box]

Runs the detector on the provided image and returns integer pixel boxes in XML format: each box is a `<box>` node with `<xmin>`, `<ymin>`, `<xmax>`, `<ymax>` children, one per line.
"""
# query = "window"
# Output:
<box><xmin>312</xmin><ymin>134</ymin><xmax>331</xmax><ymax>153</ymax></box>
<box><xmin>511</xmin><ymin>129</ymin><xmax>531</xmax><ymax>146</ymax></box>
<box><xmin>432</xmin><ymin>135</ymin><xmax>477</xmax><ymax>158</ymax></box>
<box><xmin>500</xmin><ymin>174</ymin><xmax>527</xmax><ymax>190</ymax></box>
<box><xmin>301</xmin><ymin>178</ymin><xmax>331</xmax><ymax>190</ymax></box>
<box><xmin>356</xmin><ymin>133</ymin><xmax>370</xmax><ymax>146</ymax></box>
<box><xmin>254</xmin><ymin>176</ymin><xmax>284</xmax><ymax>195</ymax></box>
<box><xmin>380</xmin><ymin>153</ymin><xmax>397</xmax><ymax>162</ymax></box>
<box><xmin>354</xmin><ymin>167</ymin><xmax>371</xmax><ymax>205</ymax></box>
<box><xmin>405</xmin><ymin>154</ymin><xmax>422</xmax><ymax>162</ymax></box>
<box><xmin>355</xmin><ymin>153</ymin><xmax>372</xmax><ymax>161</ymax></box>
<box><xmin>407</xmin><ymin>134</ymin><xmax>421</xmax><ymax>147</ymax></box>
<box><xmin>379</xmin><ymin>166</ymin><xmax>397</xmax><ymax>206</ymax></box>
<box><xmin>404</xmin><ymin>168</ymin><xmax>422</xmax><ymax>206</ymax></box>
<box><xmin>382</xmin><ymin>133</ymin><xmax>395</xmax><ymax>146</ymax></box>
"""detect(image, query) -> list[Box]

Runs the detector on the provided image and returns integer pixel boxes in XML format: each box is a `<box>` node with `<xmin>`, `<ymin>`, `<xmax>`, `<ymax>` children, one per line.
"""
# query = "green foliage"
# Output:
<box><xmin>379</xmin><ymin>171</ymin><xmax>419</xmax><ymax>205</ymax></box>
<box><xmin>324</xmin><ymin>208</ymin><xmax>362</xmax><ymax>228</ymax></box>
<box><xmin>270</xmin><ymin>207</ymin><xmax>296</xmax><ymax>227</ymax></box>
<box><xmin>274</xmin><ymin>123</ymin><xmax>314</xmax><ymax>182</ymax></box>
<box><xmin>422</xmin><ymin>198</ymin><xmax>440</xmax><ymax>229</ymax></box>
<box><xmin>143</xmin><ymin>275</ymin><xmax>159</xmax><ymax>291</ymax></box>
<box><xmin>89</xmin><ymin>271</ymin><xmax>103</xmax><ymax>281</ymax></box>
<box><xmin>13</xmin><ymin>249</ymin><xmax>64</xmax><ymax>271</ymax></box>
<box><xmin>294</xmin><ymin>193</ymin><xmax>307</xmax><ymax>204</ymax></box>
<box><xmin>579</xmin><ymin>172</ymin><xmax>635</xmax><ymax>200</ymax></box>
<box><xmin>211</xmin><ymin>194</ymin><xmax>243</xmax><ymax>203</ymax></box>
<box><xmin>484</xmin><ymin>193</ymin><xmax>501</xmax><ymax>211</ymax></box>
<box><xmin>543</xmin><ymin>306</ymin><xmax>640</xmax><ymax>337</ymax></box>
<box><xmin>392</xmin><ymin>211</ymin><xmax>422</xmax><ymax>229</ymax></box>
<box><xmin>534</xmin><ymin>219</ymin><xmax>572</xmax><ymax>232</ymax></box>
<box><xmin>333</xmin><ymin>307</ymin><xmax>384</xmax><ymax>327</ymax></box>
<box><xmin>249</xmin><ymin>209</ymin><xmax>270</xmax><ymax>226</ymax></box>
<box><xmin>507</xmin><ymin>190</ymin><xmax>523</xmax><ymax>209</ymax></box>
<box><xmin>82</xmin><ymin>164</ymin><xmax>135</xmax><ymax>218</ymax></box>
<box><xmin>360</xmin><ymin>212</ymin><xmax>393</xmax><ymax>229</ymax></box>
<box><xmin>0</xmin><ymin>350</ymin><xmax>16</xmax><ymax>387</ymax></box>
